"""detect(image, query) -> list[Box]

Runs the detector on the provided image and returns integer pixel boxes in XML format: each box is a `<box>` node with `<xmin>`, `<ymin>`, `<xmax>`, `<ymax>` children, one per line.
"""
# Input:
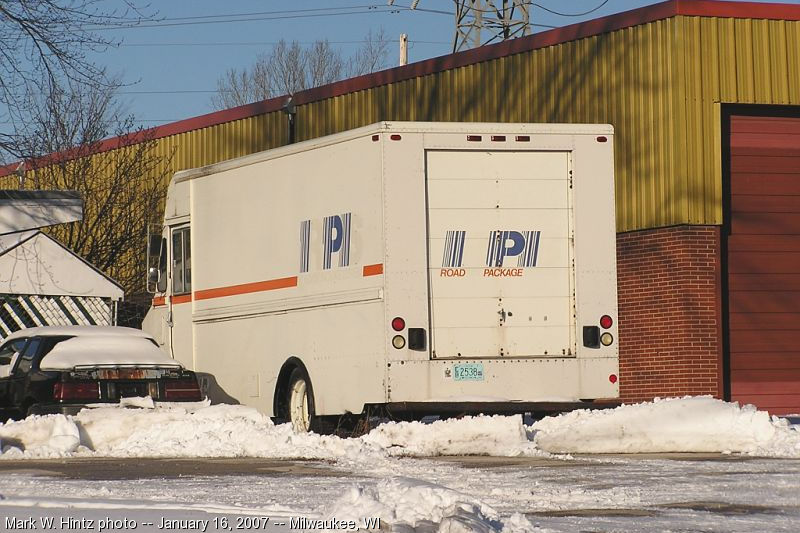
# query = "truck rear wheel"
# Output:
<box><xmin>287</xmin><ymin>367</ymin><xmax>315</xmax><ymax>433</ymax></box>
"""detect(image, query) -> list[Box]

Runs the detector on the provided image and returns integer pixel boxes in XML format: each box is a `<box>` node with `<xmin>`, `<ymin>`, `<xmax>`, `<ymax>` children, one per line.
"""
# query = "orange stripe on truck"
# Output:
<box><xmin>362</xmin><ymin>263</ymin><xmax>384</xmax><ymax>276</ymax></box>
<box><xmin>172</xmin><ymin>294</ymin><xmax>193</xmax><ymax>304</ymax></box>
<box><xmin>194</xmin><ymin>276</ymin><xmax>298</xmax><ymax>301</ymax></box>
<box><xmin>152</xmin><ymin>294</ymin><xmax>191</xmax><ymax>306</ymax></box>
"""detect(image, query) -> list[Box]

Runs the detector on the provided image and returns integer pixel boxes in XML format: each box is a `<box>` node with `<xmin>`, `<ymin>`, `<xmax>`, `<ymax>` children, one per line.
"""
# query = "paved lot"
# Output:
<box><xmin>0</xmin><ymin>452</ymin><xmax>766</xmax><ymax>480</ymax></box>
<box><xmin>1</xmin><ymin>454</ymin><xmax>798</xmax><ymax>532</ymax></box>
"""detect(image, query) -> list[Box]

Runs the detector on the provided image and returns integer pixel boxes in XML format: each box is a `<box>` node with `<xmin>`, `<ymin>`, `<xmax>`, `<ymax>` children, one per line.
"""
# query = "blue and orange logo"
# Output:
<box><xmin>439</xmin><ymin>230</ymin><xmax>542</xmax><ymax>278</ymax></box>
<box><xmin>299</xmin><ymin>212</ymin><xmax>352</xmax><ymax>273</ymax></box>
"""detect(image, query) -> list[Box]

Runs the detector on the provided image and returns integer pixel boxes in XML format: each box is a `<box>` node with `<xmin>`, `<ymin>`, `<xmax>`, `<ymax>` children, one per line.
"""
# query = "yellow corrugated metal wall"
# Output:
<box><xmin>7</xmin><ymin>15</ymin><xmax>800</xmax><ymax>233</ymax></box>
<box><xmin>293</xmin><ymin>19</ymin><xmax>682</xmax><ymax>231</ymax></box>
<box><xmin>289</xmin><ymin>16</ymin><xmax>800</xmax><ymax>231</ymax></box>
<box><xmin>677</xmin><ymin>16</ymin><xmax>800</xmax><ymax>228</ymax></box>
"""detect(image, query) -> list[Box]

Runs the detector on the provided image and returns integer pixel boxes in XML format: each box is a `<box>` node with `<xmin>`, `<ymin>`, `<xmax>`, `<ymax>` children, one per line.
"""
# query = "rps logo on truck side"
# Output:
<box><xmin>441</xmin><ymin>230</ymin><xmax>541</xmax><ymax>278</ymax></box>
<box><xmin>299</xmin><ymin>213</ymin><xmax>352</xmax><ymax>273</ymax></box>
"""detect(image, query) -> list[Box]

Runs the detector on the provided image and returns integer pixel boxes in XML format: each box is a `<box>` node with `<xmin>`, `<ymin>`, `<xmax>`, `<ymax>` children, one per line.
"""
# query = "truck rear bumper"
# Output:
<box><xmin>381</xmin><ymin>400</ymin><xmax>620</xmax><ymax>418</ymax></box>
<box><xmin>386</xmin><ymin>357</ymin><xmax>620</xmax><ymax>406</ymax></box>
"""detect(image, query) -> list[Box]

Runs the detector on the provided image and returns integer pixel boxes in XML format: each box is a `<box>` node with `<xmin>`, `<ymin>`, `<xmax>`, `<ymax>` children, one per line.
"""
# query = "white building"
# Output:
<box><xmin>0</xmin><ymin>191</ymin><xmax>123</xmax><ymax>337</ymax></box>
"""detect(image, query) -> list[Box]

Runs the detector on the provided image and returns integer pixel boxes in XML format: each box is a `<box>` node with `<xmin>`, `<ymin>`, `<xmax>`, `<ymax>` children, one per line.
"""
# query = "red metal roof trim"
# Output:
<box><xmin>3</xmin><ymin>0</ymin><xmax>799</xmax><ymax>176</ymax></box>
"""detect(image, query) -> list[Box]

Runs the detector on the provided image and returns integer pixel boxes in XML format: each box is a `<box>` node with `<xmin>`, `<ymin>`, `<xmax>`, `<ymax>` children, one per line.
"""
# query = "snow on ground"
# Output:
<box><xmin>0</xmin><ymin>403</ymin><xmax>544</xmax><ymax>460</ymax></box>
<box><xmin>530</xmin><ymin>396</ymin><xmax>800</xmax><ymax>457</ymax></box>
<box><xmin>1</xmin><ymin>453</ymin><xmax>799</xmax><ymax>532</ymax></box>
<box><xmin>1</xmin><ymin>396</ymin><xmax>799</xmax><ymax>531</ymax></box>
<box><xmin>327</xmin><ymin>478</ymin><xmax>538</xmax><ymax>533</ymax></box>
<box><xmin>1</xmin><ymin>396</ymin><xmax>797</xmax><ymax>460</ymax></box>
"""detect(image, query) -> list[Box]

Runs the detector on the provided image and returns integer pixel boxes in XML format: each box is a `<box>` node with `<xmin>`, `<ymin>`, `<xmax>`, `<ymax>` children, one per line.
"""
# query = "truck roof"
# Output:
<box><xmin>173</xmin><ymin>121</ymin><xmax>614</xmax><ymax>184</ymax></box>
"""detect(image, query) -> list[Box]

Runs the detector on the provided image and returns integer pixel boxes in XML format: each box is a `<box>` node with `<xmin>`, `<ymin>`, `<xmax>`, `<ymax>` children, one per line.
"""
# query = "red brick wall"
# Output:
<box><xmin>616</xmin><ymin>225</ymin><xmax>723</xmax><ymax>403</ymax></box>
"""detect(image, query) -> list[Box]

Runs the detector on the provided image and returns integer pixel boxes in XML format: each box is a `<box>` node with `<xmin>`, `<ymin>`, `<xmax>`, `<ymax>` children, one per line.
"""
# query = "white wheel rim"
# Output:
<box><xmin>289</xmin><ymin>378</ymin><xmax>310</xmax><ymax>432</ymax></box>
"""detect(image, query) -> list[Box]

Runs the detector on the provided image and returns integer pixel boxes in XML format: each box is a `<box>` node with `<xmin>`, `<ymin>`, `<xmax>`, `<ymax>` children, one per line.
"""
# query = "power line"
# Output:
<box><xmin>448</xmin><ymin>1</ymin><xmax>609</xmax><ymax>17</ymax></box>
<box><xmin>533</xmin><ymin>1</ymin><xmax>610</xmax><ymax>17</ymax></box>
<box><xmin>119</xmin><ymin>91</ymin><xmax>218</xmax><ymax>95</ymax></box>
<box><xmin>118</xmin><ymin>40</ymin><xmax>449</xmax><ymax>47</ymax></box>
<box><xmin>133</xmin><ymin>5</ymin><xmax>386</xmax><ymax>23</ymax></box>
<box><xmin>86</xmin><ymin>7</ymin><xmax>415</xmax><ymax>31</ymax></box>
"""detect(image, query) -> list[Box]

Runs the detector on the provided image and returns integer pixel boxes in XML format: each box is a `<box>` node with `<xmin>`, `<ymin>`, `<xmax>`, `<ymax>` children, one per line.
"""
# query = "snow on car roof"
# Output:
<box><xmin>38</xmin><ymin>335</ymin><xmax>180</xmax><ymax>371</ymax></box>
<box><xmin>3</xmin><ymin>325</ymin><xmax>154</xmax><ymax>342</ymax></box>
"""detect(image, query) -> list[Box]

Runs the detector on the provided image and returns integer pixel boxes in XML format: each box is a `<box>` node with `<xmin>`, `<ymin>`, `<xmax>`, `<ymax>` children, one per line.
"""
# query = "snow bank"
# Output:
<box><xmin>0</xmin><ymin>405</ymin><xmax>535</xmax><ymax>460</ymax></box>
<box><xmin>531</xmin><ymin>396</ymin><xmax>800</xmax><ymax>457</ymax></box>
<box><xmin>326</xmin><ymin>478</ymin><xmax>542</xmax><ymax>533</ymax></box>
<box><xmin>362</xmin><ymin>415</ymin><xmax>539</xmax><ymax>457</ymax></box>
<box><xmin>0</xmin><ymin>414</ymin><xmax>79</xmax><ymax>457</ymax></box>
<box><xmin>74</xmin><ymin>404</ymin><xmax>368</xmax><ymax>459</ymax></box>
<box><xmin>1</xmin><ymin>396</ymin><xmax>798</xmax><ymax>460</ymax></box>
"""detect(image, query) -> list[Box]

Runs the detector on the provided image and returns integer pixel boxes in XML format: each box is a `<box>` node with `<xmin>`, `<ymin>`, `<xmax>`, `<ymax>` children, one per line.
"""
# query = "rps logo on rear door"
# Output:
<box><xmin>299</xmin><ymin>212</ymin><xmax>352</xmax><ymax>273</ymax></box>
<box><xmin>440</xmin><ymin>230</ymin><xmax>541</xmax><ymax>278</ymax></box>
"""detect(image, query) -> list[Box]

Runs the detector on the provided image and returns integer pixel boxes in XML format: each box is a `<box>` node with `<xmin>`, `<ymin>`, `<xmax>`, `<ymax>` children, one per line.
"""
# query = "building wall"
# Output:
<box><xmin>616</xmin><ymin>225</ymin><xmax>722</xmax><ymax>402</ymax></box>
<box><xmin>6</xmin><ymin>13</ymin><xmax>800</xmax><ymax>234</ymax></box>
<box><xmin>4</xmin><ymin>6</ymin><xmax>800</xmax><ymax>403</ymax></box>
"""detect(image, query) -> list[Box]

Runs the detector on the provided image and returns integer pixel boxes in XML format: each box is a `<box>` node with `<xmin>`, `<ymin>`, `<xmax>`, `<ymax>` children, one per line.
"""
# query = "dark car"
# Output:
<box><xmin>0</xmin><ymin>326</ymin><xmax>202</xmax><ymax>420</ymax></box>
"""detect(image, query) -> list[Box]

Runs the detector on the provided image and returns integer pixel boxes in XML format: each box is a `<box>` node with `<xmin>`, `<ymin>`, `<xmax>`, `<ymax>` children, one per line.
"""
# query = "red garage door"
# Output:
<box><xmin>728</xmin><ymin>114</ymin><xmax>800</xmax><ymax>415</ymax></box>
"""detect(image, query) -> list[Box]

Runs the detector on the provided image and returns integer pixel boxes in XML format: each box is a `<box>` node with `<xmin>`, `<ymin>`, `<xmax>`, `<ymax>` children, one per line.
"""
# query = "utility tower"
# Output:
<box><xmin>453</xmin><ymin>0</ymin><xmax>532</xmax><ymax>52</ymax></box>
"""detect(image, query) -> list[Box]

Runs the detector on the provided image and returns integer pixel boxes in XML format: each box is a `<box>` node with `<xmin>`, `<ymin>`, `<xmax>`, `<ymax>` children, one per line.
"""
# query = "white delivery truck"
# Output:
<box><xmin>142</xmin><ymin>122</ymin><xmax>619</xmax><ymax>431</ymax></box>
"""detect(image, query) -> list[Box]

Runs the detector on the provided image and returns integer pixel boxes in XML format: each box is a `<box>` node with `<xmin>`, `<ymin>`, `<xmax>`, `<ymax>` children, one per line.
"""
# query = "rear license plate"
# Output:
<box><xmin>95</xmin><ymin>369</ymin><xmax>162</xmax><ymax>380</ymax></box>
<box><xmin>453</xmin><ymin>363</ymin><xmax>484</xmax><ymax>381</ymax></box>
<box><xmin>118</xmin><ymin>383</ymin><xmax>148</xmax><ymax>398</ymax></box>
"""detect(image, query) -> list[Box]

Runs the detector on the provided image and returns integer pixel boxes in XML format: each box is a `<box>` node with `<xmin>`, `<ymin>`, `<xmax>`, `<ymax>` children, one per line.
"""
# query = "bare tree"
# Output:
<box><xmin>10</xmin><ymin>76</ymin><xmax>172</xmax><ymax>324</ymax></box>
<box><xmin>306</xmin><ymin>40</ymin><xmax>344</xmax><ymax>90</ymax></box>
<box><xmin>212</xmin><ymin>63</ymin><xmax>272</xmax><ymax>111</ymax></box>
<box><xmin>0</xmin><ymin>0</ymin><xmax>155</xmax><ymax>153</ymax></box>
<box><xmin>211</xmin><ymin>31</ymin><xmax>390</xmax><ymax>110</ymax></box>
<box><xmin>268</xmin><ymin>40</ymin><xmax>308</xmax><ymax>96</ymax></box>
<box><xmin>347</xmin><ymin>28</ymin><xmax>390</xmax><ymax>77</ymax></box>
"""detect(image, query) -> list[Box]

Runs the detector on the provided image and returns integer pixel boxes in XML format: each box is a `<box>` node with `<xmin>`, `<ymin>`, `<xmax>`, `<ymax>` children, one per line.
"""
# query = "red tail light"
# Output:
<box><xmin>164</xmin><ymin>380</ymin><xmax>202</xmax><ymax>401</ymax></box>
<box><xmin>54</xmin><ymin>382</ymin><xmax>100</xmax><ymax>401</ymax></box>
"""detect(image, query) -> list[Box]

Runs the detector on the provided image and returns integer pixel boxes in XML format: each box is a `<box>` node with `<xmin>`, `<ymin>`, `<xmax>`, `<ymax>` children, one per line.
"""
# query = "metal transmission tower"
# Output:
<box><xmin>453</xmin><ymin>0</ymin><xmax>532</xmax><ymax>52</ymax></box>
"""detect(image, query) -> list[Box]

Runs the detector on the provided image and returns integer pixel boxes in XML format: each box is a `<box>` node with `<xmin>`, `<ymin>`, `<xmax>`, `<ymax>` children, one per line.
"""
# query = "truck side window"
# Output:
<box><xmin>172</xmin><ymin>227</ymin><xmax>191</xmax><ymax>294</ymax></box>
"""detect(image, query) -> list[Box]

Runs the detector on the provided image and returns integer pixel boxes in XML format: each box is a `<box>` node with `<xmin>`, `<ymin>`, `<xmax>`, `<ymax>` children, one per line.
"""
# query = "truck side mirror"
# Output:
<box><xmin>146</xmin><ymin>226</ymin><xmax>166</xmax><ymax>294</ymax></box>
<box><xmin>148</xmin><ymin>234</ymin><xmax>161</xmax><ymax>257</ymax></box>
<box><xmin>147</xmin><ymin>266</ymin><xmax>160</xmax><ymax>286</ymax></box>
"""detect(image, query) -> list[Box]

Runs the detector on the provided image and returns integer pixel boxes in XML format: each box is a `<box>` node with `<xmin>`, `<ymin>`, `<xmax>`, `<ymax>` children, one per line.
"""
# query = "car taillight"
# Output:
<box><xmin>164</xmin><ymin>380</ymin><xmax>202</xmax><ymax>401</ymax></box>
<box><xmin>54</xmin><ymin>382</ymin><xmax>100</xmax><ymax>401</ymax></box>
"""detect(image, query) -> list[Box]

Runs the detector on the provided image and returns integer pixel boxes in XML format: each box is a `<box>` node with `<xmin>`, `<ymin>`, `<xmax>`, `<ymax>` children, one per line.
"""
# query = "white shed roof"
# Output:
<box><xmin>0</xmin><ymin>231</ymin><xmax>123</xmax><ymax>300</ymax></box>
<box><xmin>0</xmin><ymin>190</ymin><xmax>82</xmax><ymax>234</ymax></box>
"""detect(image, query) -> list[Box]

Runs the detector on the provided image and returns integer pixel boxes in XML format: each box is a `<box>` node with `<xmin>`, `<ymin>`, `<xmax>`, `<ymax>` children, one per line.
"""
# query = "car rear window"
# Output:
<box><xmin>15</xmin><ymin>338</ymin><xmax>41</xmax><ymax>374</ymax></box>
<box><xmin>15</xmin><ymin>336</ymin><xmax>74</xmax><ymax>374</ymax></box>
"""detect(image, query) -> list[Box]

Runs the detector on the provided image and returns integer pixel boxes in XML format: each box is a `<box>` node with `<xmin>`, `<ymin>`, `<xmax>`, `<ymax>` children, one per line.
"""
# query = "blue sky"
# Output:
<box><xmin>84</xmin><ymin>0</ymin><xmax>798</xmax><ymax>128</ymax></box>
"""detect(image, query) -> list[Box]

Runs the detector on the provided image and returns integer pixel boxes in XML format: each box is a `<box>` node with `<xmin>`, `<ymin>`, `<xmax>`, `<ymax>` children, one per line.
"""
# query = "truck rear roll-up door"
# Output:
<box><xmin>426</xmin><ymin>150</ymin><xmax>576</xmax><ymax>359</ymax></box>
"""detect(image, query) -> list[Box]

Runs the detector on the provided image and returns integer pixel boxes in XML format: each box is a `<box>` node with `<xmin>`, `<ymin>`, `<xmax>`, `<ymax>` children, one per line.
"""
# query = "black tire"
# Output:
<box><xmin>22</xmin><ymin>400</ymin><xmax>37</xmax><ymax>419</ymax></box>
